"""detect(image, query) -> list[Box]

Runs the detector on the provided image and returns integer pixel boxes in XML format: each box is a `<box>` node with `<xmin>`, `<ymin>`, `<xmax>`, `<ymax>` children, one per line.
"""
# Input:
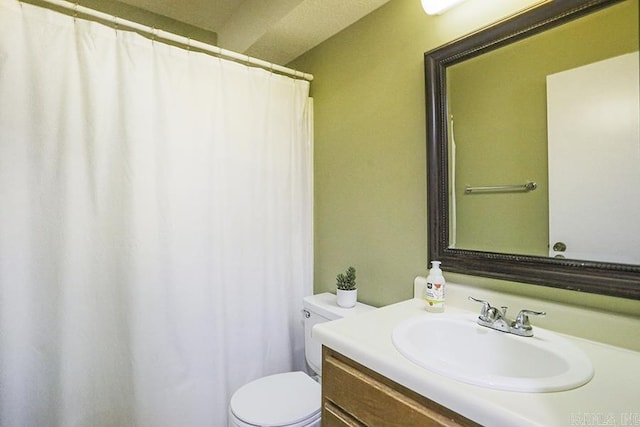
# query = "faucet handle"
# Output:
<box><xmin>512</xmin><ymin>309</ymin><xmax>546</xmax><ymax>336</ymax></box>
<box><xmin>468</xmin><ymin>296</ymin><xmax>492</xmax><ymax>320</ymax></box>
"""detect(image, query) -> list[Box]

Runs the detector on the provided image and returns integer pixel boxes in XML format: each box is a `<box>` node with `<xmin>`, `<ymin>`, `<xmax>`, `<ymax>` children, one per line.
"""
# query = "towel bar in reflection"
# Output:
<box><xmin>464</xmin><ymin>181</ymin><xmax>537</xmax><ymax>194</ymax></box>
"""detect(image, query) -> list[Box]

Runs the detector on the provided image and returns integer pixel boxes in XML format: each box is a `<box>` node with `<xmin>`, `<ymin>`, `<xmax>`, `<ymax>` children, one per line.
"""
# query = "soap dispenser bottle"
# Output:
<box><xmin>424</xmin><ymin>261</ymin><xmax>445</xmax><ymax>312</ymax></box>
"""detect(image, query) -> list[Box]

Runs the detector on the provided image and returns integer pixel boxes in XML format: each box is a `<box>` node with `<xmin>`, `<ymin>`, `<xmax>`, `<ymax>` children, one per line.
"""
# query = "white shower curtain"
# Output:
<box><xmin>0</xmin><ymin>1</ymin><xmax>313</xmax><ymax>426</ymax></box>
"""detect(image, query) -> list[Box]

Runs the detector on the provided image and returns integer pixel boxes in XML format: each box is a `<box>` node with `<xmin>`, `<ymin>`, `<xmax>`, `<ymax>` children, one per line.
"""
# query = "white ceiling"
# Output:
<box><xmin>116</xmin><ymin>0</ymin><xmax>391</xmax><ymax>65</ymax></box>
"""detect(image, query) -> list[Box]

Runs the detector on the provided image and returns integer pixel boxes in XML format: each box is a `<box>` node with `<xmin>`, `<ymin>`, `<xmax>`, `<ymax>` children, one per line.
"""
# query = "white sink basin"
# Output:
<box><xmin>392</xmin><ymin>313</ymin><xmax>593</xmax><ymax>392</ymax></box>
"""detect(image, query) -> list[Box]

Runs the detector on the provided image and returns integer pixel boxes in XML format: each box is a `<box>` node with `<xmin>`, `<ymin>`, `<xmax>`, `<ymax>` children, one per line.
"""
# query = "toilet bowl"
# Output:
<box><xmin>228</xmin><ymin>292</ymin><xmax>375</xmax><ymax>427</ymax></box>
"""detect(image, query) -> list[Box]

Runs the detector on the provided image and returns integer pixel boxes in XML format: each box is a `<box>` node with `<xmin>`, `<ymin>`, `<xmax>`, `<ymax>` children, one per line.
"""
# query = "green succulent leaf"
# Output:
<box><xmin>336</xmin><ymin>266</ymin><xmax>357</xmax><ymax>290</ymax></box>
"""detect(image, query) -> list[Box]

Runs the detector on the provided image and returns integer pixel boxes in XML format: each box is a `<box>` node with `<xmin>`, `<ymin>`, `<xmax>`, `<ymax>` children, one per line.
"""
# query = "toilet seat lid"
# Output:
<box><xmin>230</xmin><ymin>371</ymin><xmax>320</xmax><ymax>427</ymax></box>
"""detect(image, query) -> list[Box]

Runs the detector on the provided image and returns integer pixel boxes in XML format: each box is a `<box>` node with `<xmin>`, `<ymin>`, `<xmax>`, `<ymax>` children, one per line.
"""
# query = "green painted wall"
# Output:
<box><xmin>289</xmin><ymin>0</ymin><xmax>640</xmax><ymax>317</ymax></box>
<box><xmin>449</xmin><ymin>0</ymin><xmax>638</xmax><ymax>256</ymax></box>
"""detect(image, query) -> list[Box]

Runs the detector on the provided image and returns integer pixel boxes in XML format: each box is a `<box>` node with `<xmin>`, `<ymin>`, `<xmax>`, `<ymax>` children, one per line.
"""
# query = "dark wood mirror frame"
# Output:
<box><xmin>425</xmin><ymin>0</ymin><xmax>640</xmax><ymax>300</ymax></box>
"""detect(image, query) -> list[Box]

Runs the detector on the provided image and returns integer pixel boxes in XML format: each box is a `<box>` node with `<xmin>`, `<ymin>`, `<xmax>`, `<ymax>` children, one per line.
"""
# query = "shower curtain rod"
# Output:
<box><xmin>28</xmin><ymin>0</ymin><xmax>314</xmax><ymax>81</ymax></box>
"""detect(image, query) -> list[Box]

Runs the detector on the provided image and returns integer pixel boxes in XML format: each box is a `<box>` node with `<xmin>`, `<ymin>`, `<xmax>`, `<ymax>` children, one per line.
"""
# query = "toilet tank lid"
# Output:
<box><xmin>302</xmin><ymin>292</ymin><xmax>375</xmax><ymax>320</ymax></box>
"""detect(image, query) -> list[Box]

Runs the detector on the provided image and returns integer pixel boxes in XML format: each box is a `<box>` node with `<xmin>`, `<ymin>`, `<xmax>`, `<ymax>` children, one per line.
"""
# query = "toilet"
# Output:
<box><xmin>228</xmin><ymin>292</ymin><xmax>375</xmax><ymax>427</ymax></box>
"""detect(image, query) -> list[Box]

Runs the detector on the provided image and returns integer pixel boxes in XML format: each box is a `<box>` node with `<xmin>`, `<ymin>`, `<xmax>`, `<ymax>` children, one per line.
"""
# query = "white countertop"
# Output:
<box><xmin>313</xmin><ymin>294</ymin><xmax>640</xmax><ymax>426</ymax></box>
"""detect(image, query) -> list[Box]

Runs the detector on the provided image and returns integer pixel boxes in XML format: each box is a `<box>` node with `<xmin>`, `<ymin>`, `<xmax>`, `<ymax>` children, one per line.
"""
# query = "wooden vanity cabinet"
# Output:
<box><xmin>321</xmin><ymin>347</ymin><xmax>479</xmax><ymax>427</ymax></box>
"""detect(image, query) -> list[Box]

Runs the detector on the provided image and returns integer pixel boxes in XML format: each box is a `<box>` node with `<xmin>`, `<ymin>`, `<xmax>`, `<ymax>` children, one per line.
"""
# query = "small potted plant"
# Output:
<box><xmin>336</xmin><ymin>266</ymin><xmax>357</xmax><ymax>308</ymax></box>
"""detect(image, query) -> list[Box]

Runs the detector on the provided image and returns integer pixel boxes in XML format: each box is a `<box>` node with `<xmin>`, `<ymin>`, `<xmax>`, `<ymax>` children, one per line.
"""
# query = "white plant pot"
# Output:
<box><xmin>336</xmin><ymin>289</ymin><xmax>357</xmax><ymax>308</ymax></box>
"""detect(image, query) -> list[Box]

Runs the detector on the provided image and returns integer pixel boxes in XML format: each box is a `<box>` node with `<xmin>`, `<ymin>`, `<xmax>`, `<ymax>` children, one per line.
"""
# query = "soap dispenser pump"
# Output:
<box><xmin>424</xmin><ymin>261</ymin><xmax>445</xmax><ymax>312</ymax></box>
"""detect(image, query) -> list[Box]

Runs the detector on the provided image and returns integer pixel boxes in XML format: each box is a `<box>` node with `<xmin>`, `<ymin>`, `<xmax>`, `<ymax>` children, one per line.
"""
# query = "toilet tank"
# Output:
<box><xmin>302</xmin><ymin>293</ymin><xmax>375</xmax><ymax>375</ymax></box>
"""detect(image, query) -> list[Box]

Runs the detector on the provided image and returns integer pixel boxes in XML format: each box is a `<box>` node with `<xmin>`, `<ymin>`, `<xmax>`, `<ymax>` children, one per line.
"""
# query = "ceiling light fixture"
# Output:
<box><xmin>421</xmin><ymin>0</ymin><xmax>468</xmax><ymax>15</ymax></box>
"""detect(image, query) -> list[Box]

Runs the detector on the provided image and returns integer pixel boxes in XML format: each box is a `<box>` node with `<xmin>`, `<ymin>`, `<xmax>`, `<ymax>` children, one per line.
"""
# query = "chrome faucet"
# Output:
<box><xmin>468</xmin><ymin>296</ymin><xmax>546</xmax><ymax>337</ymax></box>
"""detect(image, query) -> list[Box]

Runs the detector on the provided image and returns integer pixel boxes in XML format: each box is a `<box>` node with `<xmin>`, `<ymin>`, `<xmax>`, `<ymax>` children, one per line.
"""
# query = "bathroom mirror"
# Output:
<box><xmin>425</xmin><ymin>0</ymin><xmax>640</xmax><ymax>299</ymax></box>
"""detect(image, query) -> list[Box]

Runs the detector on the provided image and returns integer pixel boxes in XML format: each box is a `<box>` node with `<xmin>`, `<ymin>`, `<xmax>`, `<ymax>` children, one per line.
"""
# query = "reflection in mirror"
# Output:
<box><xmin>446</xmin><ymin>0</ymin><xmax>639</xmax><ymax>263</ymax></box>
<box><xmin>425</xmin><ymin>0</ymin><xmax>640</xmax><ymax>299</ymax></box>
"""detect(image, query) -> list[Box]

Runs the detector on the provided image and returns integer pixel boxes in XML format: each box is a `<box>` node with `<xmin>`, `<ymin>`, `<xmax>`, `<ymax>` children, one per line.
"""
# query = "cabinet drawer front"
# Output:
<box><xmin>323</xmin><ymin>401</ymin><xmax>365</xmax><ymax>427</ymax></box>
<box><xmin>322</xmin><ymin>347</ymin><xmax>478</xmax><ymax>427</ymax></box>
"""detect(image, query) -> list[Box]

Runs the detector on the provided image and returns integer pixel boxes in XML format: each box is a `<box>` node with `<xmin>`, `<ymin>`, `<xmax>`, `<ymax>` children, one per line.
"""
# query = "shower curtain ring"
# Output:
<box><xmin>216</xmin><ymin>47</ymin><xmax>224</xmax><ymax>67</ymax></box>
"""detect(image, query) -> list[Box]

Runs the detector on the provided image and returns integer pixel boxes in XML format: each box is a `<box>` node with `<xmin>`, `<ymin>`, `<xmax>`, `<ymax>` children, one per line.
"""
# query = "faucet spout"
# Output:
<box><xmin>478</xmin><ymin>305</ymin><xmax>511</xmax><ymax>332</ymax></box>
